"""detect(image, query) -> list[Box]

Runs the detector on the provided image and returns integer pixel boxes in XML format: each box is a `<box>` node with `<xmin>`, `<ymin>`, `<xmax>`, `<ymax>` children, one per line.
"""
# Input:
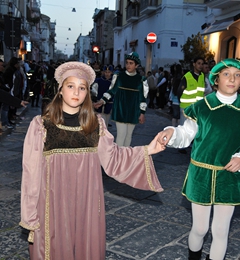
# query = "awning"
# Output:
<box><xmin>202</xmin><ymin>18</ymin><xmax>235</xmax><ymax>35</ymax></box>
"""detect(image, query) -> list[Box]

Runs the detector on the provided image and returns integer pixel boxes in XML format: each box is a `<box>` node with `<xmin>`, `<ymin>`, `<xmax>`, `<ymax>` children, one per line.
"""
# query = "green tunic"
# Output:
<box><xmin>182</xmin><ymin>92</ymin><xmax>240</xmax><ymax>205</ymax></box>
<box><xmin>102</xmin><ymin>71</ymin><xmax>146</xmax><ymax>124</ymax></box>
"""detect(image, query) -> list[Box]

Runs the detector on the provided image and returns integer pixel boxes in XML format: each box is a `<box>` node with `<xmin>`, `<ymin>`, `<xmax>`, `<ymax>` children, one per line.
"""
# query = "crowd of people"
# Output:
<box><xmin>0</xmin><ymin>54</ymin><xmax>219</xmax><ymax>136</ymax></box>
<box><xmin>0</xmin><ymin>58</ymin><xmax>56</xmax><ymax>133</ymax></box>
<box><xmin>0</xmin><ymin>54</ymin><xmax>239</xmax><ymax>260</ymax></box>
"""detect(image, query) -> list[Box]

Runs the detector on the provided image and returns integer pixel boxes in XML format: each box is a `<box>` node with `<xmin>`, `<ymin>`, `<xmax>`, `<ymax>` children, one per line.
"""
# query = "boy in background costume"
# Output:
<box><xmin>91</xmin><ymin>65</ymin><xmax>113</xmax><ymax>128</ymax></box>
<box><xmin>94</xmin><ymin>52</ymin><xmax>148</xmax><ymax>146</ymax></box>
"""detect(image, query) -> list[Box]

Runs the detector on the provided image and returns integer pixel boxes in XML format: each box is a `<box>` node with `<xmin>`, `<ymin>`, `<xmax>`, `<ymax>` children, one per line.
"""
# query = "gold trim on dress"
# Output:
<box><xmin>56</xmin><ymin>124</ymin><xmax>82</xmax><ymax>131</ymax></box>
<box><xmin>144</xmin><ymin>146</ymin><xmax>157</xmax><ymax>191</ymax></box>
<box><xmin>45</xmin><ymin>157</ymin><xmax>50</xmax><ymax>260</ymax></box>
<box><xmin>28</xmin><ymin>230</ymin><xmax>34</xmax><ymax>243</ymax></box>
<box><xmin>19</xmin><ymin>221</ymin><xmax>40</xmax><ymax>231</ymax></box>
<box><xmin>43</xmin><ymin>147</ymin><xmax>98</xmax><ymax>156</ymax></box>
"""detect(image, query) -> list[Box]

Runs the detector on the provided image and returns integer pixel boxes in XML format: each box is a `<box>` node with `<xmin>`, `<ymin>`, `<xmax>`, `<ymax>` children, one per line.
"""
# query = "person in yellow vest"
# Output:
<box><xmin>177</xmin><ymin>57</ymin><xmax>205</xmax><ymax>154</ymax></box>
<box><xmin>178</xmin><ymin>57</ymin><xmax>205</xmax><ymax>125</ymax></box>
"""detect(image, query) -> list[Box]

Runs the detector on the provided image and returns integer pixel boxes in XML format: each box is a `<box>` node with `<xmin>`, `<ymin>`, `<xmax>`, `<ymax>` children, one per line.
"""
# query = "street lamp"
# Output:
<box><xmin>41</xmin><ymin>4</ymin><xmax>77</xmax><ymax>12</ymax></box>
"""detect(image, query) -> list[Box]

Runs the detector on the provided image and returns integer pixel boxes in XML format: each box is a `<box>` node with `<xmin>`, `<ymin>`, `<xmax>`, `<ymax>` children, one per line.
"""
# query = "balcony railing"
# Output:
<box><xmin>113</xmin><ymin>16</ymin><xmax>122</xmax><ymax>30</ymax></box>
<box><xmin>126</xmin><ymin>4</ymin><xmax>140</xmax><ymax>23</ymax></box>
<box><xmin>204</xmin><ymin>0</ymin><xmax>240</xmax><ymax>9</ymax></box>
<box><xmin>140</xmin><ymin>0</ymin><xmax>158</xmax><ymax>15</ymax></box>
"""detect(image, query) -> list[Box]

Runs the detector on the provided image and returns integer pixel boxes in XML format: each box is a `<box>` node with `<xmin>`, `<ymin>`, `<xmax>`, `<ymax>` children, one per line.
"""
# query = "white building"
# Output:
<box><xmin>113</xmin><ymin>0</ymin><xmax>240</xmax><ymax>72</ymax></box>
<box><xmin>202</xmin><ymin>1</ymin><xmax>240</xmax><ymax>61</ymax></box>
<box><xmin>75</xmin><ymin>34</ymin><xmax>92</xmax><ymax>63</ymax></box>
<box><xmin>113</xmin><ymin>0</ymin><xmax>207</xmax><ymax>72</ymax></box>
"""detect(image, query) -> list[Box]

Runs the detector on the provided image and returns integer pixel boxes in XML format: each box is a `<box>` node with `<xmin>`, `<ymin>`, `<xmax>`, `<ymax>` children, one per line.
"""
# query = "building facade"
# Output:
<box><xmin>0</xmin><ymin>0</ymin><xmax>56</xmax><ymax>63</ymax></box>
<box><xmin>74</xmin><ymin>34</ymin><xmax>92</xmax><ymax>63</ymax></box>
<box><xmin>92</xmin><ymin>8</ymin><xmax>115</xmax><ymax>65</ymax></box>
<box><xmin>202</xmin><ymin>0</ymin><xmax>240</xmax><ymax>61</ymax></box>
<box><xmin>113</xmin><ymin>0</ymin><xmax>209</xmax><ymax>72</ymax></box>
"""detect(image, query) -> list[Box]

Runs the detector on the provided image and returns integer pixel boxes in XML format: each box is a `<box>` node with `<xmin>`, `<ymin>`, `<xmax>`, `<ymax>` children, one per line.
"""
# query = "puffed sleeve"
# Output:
<box><xmin>97</xmin><ymin>117</ymin><xmax>163</xmax><ymax>192</ymax></box>
<box><xmin>101</xmin><ymin>73</ymin><xmax>118</xmax><ymax>103</ymax></box>
<box><xmin>19</xmin><ymin>116</ymin><xmax>45</xmax><ymax>234</ymax></box>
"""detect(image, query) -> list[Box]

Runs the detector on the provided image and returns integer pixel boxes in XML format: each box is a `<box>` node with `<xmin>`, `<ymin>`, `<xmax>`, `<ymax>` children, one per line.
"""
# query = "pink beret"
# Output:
<box><xmin>55</xmin><ymin>61</ymin><xmax>96</xmax><ymax>88</ymax></box>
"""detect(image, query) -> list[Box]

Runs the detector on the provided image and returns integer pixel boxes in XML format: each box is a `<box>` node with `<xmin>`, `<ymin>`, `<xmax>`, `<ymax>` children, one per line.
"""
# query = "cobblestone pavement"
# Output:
<box><xmin>0</xmin><ymin>104</ymin><xmax>239</xmax><ymax>260</ymax></box>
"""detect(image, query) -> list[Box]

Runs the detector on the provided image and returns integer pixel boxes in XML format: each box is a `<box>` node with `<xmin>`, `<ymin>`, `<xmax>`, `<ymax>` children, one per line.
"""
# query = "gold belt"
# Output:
<box><xmin>191</xmin><ymin>158</ymin><xmax>224</xmax><ymax>170</ymax></box>
<box><xmin>119</xmin><ymin>87</ymin><xmax>139</xmax><ymax>92</ymax></box>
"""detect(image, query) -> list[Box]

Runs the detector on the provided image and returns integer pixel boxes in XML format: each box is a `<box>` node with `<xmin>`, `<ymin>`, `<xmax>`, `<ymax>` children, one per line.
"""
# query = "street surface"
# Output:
<box><xmin>0</xmin><ymin>104</ymin><xmax>239</xmax><ymax>260</ymax></box>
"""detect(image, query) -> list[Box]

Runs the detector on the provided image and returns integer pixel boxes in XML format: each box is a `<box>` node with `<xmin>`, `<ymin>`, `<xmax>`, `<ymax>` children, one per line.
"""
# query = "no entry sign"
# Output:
<box><xmin>146</xmin><ymin>32</ymin><xmax>157</xmax><ymax>43</ymax></box>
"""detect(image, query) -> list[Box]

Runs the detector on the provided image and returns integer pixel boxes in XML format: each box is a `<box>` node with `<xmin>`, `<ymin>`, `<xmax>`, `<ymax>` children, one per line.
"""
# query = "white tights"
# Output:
<box><xmin>101</xmin><ymin>113</ymin><xmax>111</xmax><ymax>129</ymax></box>
<box><xmin>115</xmin><ymin>122</ymin><xmax>135</xmax><ymax>147</ymax></box>
<box><xmin>189</xmin><ymin>203</ymin><xmax>235</xmax><ymax>260</ymax></box>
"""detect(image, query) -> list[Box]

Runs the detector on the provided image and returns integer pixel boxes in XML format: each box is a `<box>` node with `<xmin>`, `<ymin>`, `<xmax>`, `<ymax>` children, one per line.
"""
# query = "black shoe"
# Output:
<box><xmin>4</xmin><ymin>124</ymin><xmax>14</xmax><ymax>129</ymax></box>
<box><xmin>188</xmin><ymin>248</ymin><xmax>202</xmax><ymax>260</ymax></box>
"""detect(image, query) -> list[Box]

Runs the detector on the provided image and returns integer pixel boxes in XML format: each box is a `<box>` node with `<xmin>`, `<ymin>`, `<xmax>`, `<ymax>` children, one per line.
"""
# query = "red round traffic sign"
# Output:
<box><xmin>146</xmin><ymin>32</ymin><xmax>157</xmax><ymax>43</ymax></box>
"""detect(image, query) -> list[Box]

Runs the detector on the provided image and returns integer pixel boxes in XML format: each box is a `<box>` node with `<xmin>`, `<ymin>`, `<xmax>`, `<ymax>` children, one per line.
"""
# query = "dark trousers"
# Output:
<box><xmin>148</xmin><ymin>89</ymin><xmax>157</xmax><ymax>108</ymax></box>
<box><xmin>156</xmin><ymin>91</ymin><xmax>166</xmax><ymax>109</ymax></box>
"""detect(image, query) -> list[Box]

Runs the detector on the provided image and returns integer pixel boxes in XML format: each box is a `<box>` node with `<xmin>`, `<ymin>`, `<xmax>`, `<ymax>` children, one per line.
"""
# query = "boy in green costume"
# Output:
<box><xmin>95</xmin><ymin>52</ymin><xmax>148</xmax><ymax>146</ymax></box>
<box><xmin>159</xmin><ymin>59</ymin><xmax>240</xmax><ymax>260</ymax></box>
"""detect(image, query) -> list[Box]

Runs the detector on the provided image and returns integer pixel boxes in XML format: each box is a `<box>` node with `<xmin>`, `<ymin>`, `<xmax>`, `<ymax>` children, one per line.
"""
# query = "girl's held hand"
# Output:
<box><xmin>147</xmin><ymin>133</ymin><xmax>166</xmax><ymax>155</ymax></box>
<box><xmin>224</xmin><ymin>157</ymin><xmax>240</xmax><ymax>172</ymax></box>
<box><xmin>157</xmin><ymin>128</ymin><xmax>174</xmax><ymax>146</ymax></box>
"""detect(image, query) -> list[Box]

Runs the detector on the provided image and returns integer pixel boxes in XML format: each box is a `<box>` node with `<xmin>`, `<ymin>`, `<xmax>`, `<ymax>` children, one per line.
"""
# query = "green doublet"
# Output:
<box><xmin>182</xmin><ymin>92</ymin><xmax>240</xmax><ymax>205</ymax></box>
<box><xmin>108</xmin><ymin>71</ymin><xmax>146</xmax><ymax>124</ymax></box>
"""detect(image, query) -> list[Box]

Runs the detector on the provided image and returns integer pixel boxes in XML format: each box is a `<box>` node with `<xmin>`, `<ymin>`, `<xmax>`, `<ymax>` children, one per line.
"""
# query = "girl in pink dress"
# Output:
<box><xmin>20</xmin><ymin>61</ymin><xmax>165</xmax><ymax>260</ymax></box>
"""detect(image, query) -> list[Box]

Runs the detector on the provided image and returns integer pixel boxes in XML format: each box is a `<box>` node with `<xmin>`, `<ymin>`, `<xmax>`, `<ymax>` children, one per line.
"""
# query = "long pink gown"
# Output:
<box><xmin>20</xmin><ymin>115</ymin><xmax>163</xmax><ymax>260</ymax></box>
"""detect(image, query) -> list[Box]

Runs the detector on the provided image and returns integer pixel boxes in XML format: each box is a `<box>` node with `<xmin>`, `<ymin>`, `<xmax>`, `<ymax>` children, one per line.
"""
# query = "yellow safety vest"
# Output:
<box><xmin>180</xmin><ymin>72</ymin><xmax>205</xmax><ymax>109</ymax></box>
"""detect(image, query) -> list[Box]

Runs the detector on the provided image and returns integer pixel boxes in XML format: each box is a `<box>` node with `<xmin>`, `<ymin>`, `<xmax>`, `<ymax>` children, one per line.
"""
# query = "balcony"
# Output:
<box><xmin>140</xmin><ymin>0</ymin><xmax>158</xmax><ymax>15</ymax></box>
<box><xmin>126</xmin><ymin>4</ymin><xmax>140</xmax><ymax>23</ymax></box>
<box><xmin>30</xmin><ymin>32</ymin><xmax>40</xmax><ymax>42</ymax></box>
<box><xmin>26</xmin><ymin>6</ymin><xmax>40</xmax><ymax>24</ymax></box>
<box><xmin>204</xmin><ymin>0</ymin><xmax>240</xmax><ymax>9</ymax></box>
<box><xmin>113</xmin><ymin>16</ymin><xmax>122</xmax><ymax>31</ymax></box>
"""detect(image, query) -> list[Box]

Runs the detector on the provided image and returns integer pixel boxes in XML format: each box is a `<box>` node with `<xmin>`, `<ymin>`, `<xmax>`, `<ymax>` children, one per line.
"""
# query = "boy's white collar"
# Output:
<box><xmin>125</xmin><ymin>70</ymin><xmax>137</xmax><ymax>76</ymax></box>
<box><xmin>216</xmin><ymin>91</ymin><xmax>237</xmax><ymax>104</ymax></box>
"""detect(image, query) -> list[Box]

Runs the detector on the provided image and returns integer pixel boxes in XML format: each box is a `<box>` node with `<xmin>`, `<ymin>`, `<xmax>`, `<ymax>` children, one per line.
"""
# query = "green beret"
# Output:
<box><xmin>209</xmin><ymin>58</ymin><xmax>240</xmax><ymax>85</ymax></box>
<box><xmin>125</xmin><ymin>52</ymin><xmax>141</xmax><ymax>65</ymax></box>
